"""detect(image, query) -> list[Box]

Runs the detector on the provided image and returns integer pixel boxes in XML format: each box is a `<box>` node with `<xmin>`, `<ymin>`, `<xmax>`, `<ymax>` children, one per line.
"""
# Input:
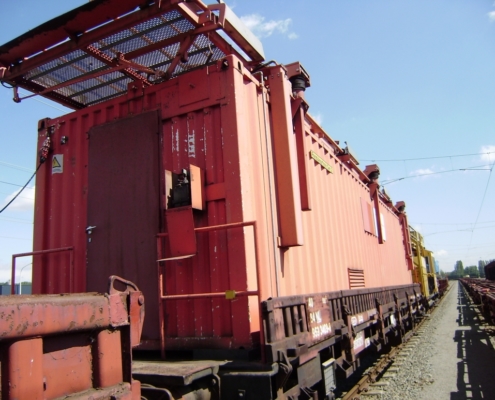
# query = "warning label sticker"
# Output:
<box><xmin>52</xmin><ymin>155</ymin><xmax>63</xmax><ymax>174</ymax></box>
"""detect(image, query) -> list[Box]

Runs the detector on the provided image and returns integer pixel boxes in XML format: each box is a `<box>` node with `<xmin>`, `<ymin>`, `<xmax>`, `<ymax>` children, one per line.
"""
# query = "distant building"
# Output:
<box><xmin>434</xmin><ymin>259</ymin><xmax>440</xmax><ymax>274</ymax></box>
<box><xmin>0</xmin><ymin>284</ymin><xmax>32</xmax><ymax>295</ymax></box>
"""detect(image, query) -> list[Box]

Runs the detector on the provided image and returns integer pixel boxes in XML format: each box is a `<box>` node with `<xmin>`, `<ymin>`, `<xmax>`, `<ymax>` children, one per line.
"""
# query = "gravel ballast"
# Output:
<box><xmin>363</xmin><ymin>280</ymin><xmax>495</xmax><ymax>400</ymax></box>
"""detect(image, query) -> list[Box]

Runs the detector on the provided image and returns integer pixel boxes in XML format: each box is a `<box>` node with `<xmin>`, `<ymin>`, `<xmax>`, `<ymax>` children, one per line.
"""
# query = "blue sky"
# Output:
<box><xmin>1</xmin><ymin>0</ymin><xmax>494</xmax><ymax>282</ymax></box>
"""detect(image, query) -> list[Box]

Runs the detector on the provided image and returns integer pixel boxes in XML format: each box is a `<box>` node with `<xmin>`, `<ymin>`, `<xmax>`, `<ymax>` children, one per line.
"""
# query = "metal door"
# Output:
<box><xmin>87</xmin><ymin>110</ymin><xmax>160</xmax><ymax>343</ymax></box>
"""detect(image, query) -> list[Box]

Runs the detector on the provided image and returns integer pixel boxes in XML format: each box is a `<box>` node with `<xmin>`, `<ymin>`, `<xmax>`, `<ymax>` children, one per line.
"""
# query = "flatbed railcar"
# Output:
<box><xmin>1</xmin><ymin>1</ymin><xmax>425</xmax><ymax>398</ymax></box>
<box><xmin>461</xmin><ymin>273</ymin><xmax>495</xmax><ymax>324</ymax></box>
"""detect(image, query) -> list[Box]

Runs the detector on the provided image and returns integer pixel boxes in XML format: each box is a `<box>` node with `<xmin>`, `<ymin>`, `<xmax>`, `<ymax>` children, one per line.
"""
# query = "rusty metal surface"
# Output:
<box><xmin>0</xmin><ymin>277</ymin><xmax>144</xmax><ymax>399</ymax></box>
<box><xmin>262</xmin><ymin>284</ymin><xmax>422</xmax><ymax>363</ymax></box>
<box><xmin>133</xmin><ymin>360</ymin><xmax>224</xmax><ymax>386</ymax></box>
<box><xmin>0</xmin><ymin>293</ymin><xmax>115</xmax><ymax>339</ymax></box>
<box><xmin>437</xmin><ymin>278</ymin><xmax>449</xmax><ymax>296</ymax></box>
<box><xmin>461</xmin><ymin>279</ymin><xmax>495</xmax><ymax>323</ymax></box>
<box><xmin>2</xmin><ymin>338</ymin><xmax>44</xmax><ymax>399</ymax></box>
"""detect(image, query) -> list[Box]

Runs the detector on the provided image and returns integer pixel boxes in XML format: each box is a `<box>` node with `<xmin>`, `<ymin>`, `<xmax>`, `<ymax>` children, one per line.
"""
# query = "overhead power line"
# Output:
<box><xmin>410</xmin><ymin>220</ymin><xmax>495</xmax><ymax>226</ymax></box>
<box><xmin>424</xmin><ymin>224</ymin><xmax>495</xmax><ymax>237</ymax></box>
<box><xmin>0</xmin><ymin>164</ymin><xmax>41</xmax><ymax>214</ymax></box>
<box><xmin>0</xmin><ymin>235</ymin><xmax>31</xmax><ymax>241</ymax></box>
<box><xmin>0</xmin><ymin>216</ymin><xmax>33</xmax><ymax>224</ymax></box>
<box><xmin>0</xmin><ymin>190</ymin><xmax>34</xmax><ymax>201</ymax></box>
<box><xmin>0</xmin><ymin>161</ymin><xmax>34</xmax><ymax>173</ymax></box>
<box><xmin>381</xmin><ymin>163</ymin><xmax>492</xmax><ymax>186</ymax></box>
<box><xmin>362</xmin><ymin>150</ymin><xmax>495</xmax><ymax>163</ymax></box>
<box><xmin>0</xmin><ymin>180</ymin><xmax>36</xmax><ymax>189</ymax></box>
<box><xmin>465</xmin><ymin>161</ymin><xmax>495</xmax><ymax>260</ymax></box>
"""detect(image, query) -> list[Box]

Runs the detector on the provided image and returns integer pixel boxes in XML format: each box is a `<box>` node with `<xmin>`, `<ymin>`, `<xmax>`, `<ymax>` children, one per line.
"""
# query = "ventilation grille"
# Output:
<box><xmin>348</xmin><ymin>268</ymin><xmax>365</xmax><ymax>289</ymax></box>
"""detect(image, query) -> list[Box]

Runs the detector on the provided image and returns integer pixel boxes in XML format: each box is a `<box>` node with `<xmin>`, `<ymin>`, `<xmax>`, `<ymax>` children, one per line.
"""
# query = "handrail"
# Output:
<box><xmin>156</xmin><ymin>220</ymin><xmax>264</xmax><ymax>360</ymax></box>
<box><xmin>11</xmin><ymin>247</ymin><xmax>74</xmax><ymax>295</ymax></box>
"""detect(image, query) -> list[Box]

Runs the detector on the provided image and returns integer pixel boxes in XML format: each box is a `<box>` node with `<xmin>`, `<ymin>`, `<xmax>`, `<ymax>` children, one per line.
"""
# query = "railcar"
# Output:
<box><xmin>409</xmin><ymin>226</ymin><xmax>439</xmax><ymax>303</ymax></box>
<box><xmin>437</xmin><ymin>277</ymin><xmax>449</xmax><ymax>297</ymax></box>
<box><xmin>1</xmin><ymin>1</ymin><xmax>425</xmax><ymax>398</ymax></box>
<box><xmin>485</xmin><ymin>260</ymin><xmax>495</xmax><ymax>281</ymax></box>
<box><xmin>460</xmin><ymin>278</ymin><xmax>495</xmax><ymax>324</ymax></box>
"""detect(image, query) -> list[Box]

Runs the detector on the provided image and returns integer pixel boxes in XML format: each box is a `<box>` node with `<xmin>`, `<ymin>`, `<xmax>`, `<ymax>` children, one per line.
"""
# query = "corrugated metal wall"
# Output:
<box><xmin>32</xmin><ymin>55</ymin><xmax>412</xmax><ymax>351</ymax></box>
<box><xmin>277</xmin><ymin>123</ymin><xmax>412</xmax><ymax>296</ymax></box>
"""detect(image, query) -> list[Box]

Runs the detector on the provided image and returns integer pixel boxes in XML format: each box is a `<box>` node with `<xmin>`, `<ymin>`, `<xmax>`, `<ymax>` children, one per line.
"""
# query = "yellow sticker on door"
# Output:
<box><xmin>52</xmin><ymin>155</ymin><xmax>63</xmax><ymax>174</ymax></box>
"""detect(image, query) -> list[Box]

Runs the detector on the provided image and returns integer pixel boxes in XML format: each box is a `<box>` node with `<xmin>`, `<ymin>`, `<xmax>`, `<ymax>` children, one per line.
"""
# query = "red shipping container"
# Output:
<box><xmin>1</xmin><ymin>0</ymin><xmax>413</xmax><ymax>356</ymax></box>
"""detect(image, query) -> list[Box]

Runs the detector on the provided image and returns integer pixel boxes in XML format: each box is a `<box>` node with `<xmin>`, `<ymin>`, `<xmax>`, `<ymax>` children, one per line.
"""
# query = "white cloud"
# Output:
<box><xmin>434</xmin><ymin>249</ymin><xmax>448</xmax><ymax>257</ymax></box>
<box><xmin>2</xmin><ymin>187</ymin><xmax>35</xmax><ymax>212</ymax></box>
<box><xmin>240</xmin><ymin>14</ymin><xmax>297</xmax><ymax>39</ymax></box>
<box><xmin>480</xmin><ymin>144</ymin><xmax>495</xmax><ymax>163</ymax></box>
<box><xmin>488</xmin><ymin>11</ymin><xmax>495</xmax><ymax>21</ymax></box>
<box><xmin>409</xmin><ymin>168</ymin><xmax>436</xmax><ymax>178</ymax></box>
<box><xmin>312</xmin><ymin>113</ymin><xmax>323</xmax><ymax>126</ymax></box>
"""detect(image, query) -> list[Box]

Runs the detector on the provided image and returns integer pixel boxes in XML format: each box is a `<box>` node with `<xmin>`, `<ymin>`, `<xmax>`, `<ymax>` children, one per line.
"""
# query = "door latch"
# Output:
<box><xmin>86</xmin><ymin>226</ymin><xmax>96</xmax><ymax>241</ymax></box>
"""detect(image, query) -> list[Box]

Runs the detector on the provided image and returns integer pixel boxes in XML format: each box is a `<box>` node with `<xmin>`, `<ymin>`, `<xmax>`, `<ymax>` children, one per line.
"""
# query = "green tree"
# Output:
<box><xmin>464</xmin><ymin>265</ymin><xmax>479</xmax><ymax>278</ymax></box>
<box><xmin>454</xmin><ymin>260</ymin><xmax>464</xmax><ymax>277</ymax></box>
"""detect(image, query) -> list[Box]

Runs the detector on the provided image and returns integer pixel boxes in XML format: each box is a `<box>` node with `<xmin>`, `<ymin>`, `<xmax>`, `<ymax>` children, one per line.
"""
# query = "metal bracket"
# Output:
<box><xmin>276</xmin><ymin>351</ymin><xmax>293</xmax><ymax>389</ymax></box>
<box><xmin>107</xmin><ymin>275</ymin><xmax>145</xmax><ymax>348</ymax></box>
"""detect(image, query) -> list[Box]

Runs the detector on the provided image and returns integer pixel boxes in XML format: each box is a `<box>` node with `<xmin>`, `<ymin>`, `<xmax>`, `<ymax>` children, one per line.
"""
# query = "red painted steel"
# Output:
<box><xmin>11</xmin><ymin>246</ymin><xmax>73</xmax><ymax>294</ymax></box>
<box><xmin>0</xmin><ymin>1</ymin><xmax>155</xmax><ymax>67</ymax></box>
<box><xmin>0</xmin><ymin>0</ymin><xmax>264</xmax><ymax>110</ymax></box>
<box><xmin>29</xmin><ymin>55</ymin><xmax>413</xmax><ymax>355</ymax></box>
<box><xmin>156</xmin><ymin>220</ymin><xmax>263</xmax><ymax>358</ymax></box>
<box><xmin>165</xmin><ymin>207</ymin><xmax>197</xmax><ymax>257</ymax></box>
<box><xmin>0</xmin><ymin>277</ymin><xmax>144</xmax><ymax>399</ymax></box>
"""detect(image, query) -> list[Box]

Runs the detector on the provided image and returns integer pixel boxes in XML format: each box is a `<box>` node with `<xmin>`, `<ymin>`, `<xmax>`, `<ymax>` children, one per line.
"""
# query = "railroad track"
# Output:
<box><xmin>340</xmin><ymin>288</ymin><xmax>450</xmax><ymax>400</ymax></box>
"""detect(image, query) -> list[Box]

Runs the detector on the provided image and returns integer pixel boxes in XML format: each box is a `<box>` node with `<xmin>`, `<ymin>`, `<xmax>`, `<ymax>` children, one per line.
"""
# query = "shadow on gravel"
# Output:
<box><xmin>451</xmin><ymin>283</ymin><xmax>495</xmax><ymax>400</ymax></box>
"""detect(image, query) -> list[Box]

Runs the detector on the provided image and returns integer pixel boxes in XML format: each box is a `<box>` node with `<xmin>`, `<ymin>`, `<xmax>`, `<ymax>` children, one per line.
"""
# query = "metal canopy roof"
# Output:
<box><xmin>0</xmin><ymin>0</ymin><xmax>265</xmax><ymax>109</ymax></box>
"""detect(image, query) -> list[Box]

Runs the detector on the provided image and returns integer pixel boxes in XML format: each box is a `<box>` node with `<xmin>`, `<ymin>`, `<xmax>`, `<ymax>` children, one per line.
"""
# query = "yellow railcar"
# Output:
<box><xmin>409</xmin><ymin>226</ymin><xmax>438</xmax><ymax>302</ymax></box>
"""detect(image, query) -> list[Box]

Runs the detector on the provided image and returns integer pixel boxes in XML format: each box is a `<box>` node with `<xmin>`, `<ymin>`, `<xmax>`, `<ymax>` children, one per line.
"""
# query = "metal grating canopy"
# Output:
<box><xmin>0</xmin><ymin>0</ymin><xmax>264</xmax><ymax>109</ymax></box>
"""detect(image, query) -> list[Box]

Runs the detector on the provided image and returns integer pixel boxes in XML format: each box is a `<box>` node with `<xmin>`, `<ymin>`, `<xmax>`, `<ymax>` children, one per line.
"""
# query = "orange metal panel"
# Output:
<box><xmin>294</xmin><ymin>104</ymin><xmax>311</xmax><ymax>211</ymax></box>
<box><xmin>275</xmin><ymin>123</ymin><xmax>413</xmax><ymax>297</ymax></box>
<box><xmin>42</xmin><ymin>336</ymin><xmax>93</xmax><ymax>398</ymax></box>
<box><xmin>266</xmin><ymin>65</ymin><xmax>304</xmax><ymax>247</ymax></box>
<box><xmin>2</xmin><ymin>338</ymin><xmax>44</xmax><ymax>400</ymax></box>
<box><xmin>0</xmin><ymin>287</ymin><xmax>143</xmax><ymax>399</ymax></box>
<box><xmin>190</xmin><ymin>164</ymin><xmax>206</xmax><ymax>210</ymax></box>
<box><xmin>94</xmin><ymin>330</ymin><xmax>124</xmax><ymax>388</ymax></box>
